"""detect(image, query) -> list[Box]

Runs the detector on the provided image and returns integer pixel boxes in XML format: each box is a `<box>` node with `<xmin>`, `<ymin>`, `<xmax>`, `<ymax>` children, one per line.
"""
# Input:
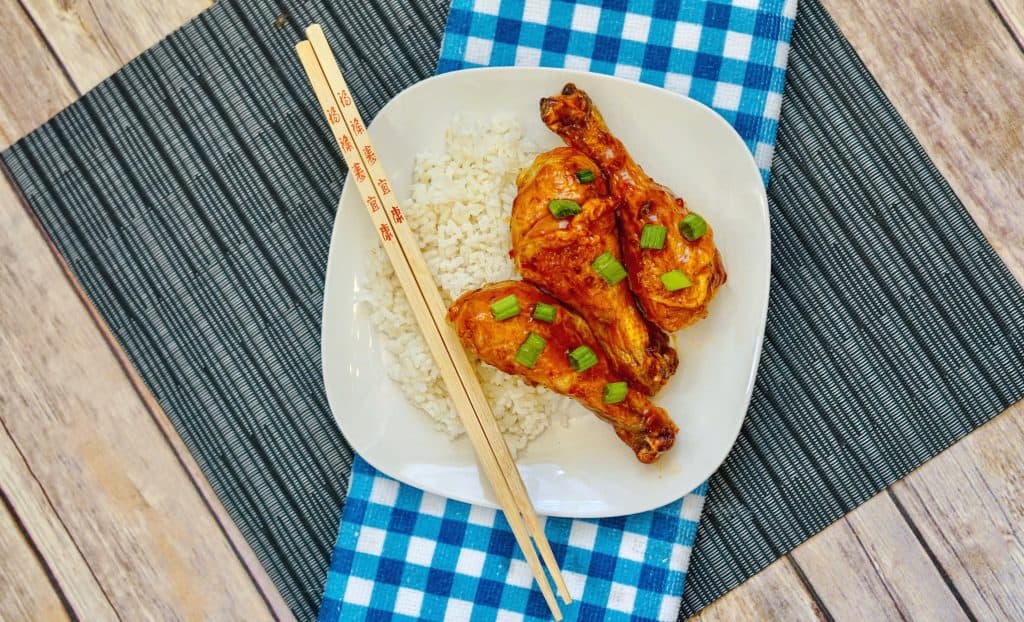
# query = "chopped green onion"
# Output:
<box><xmin>515</xmin><ymin>332</ymin><xmax>547</xmax><ymax>369</ymax></box>
<box><xmin>490</xmin><ymin>294</ymin><xmax>520</xmax><ymax>321</ymax></box>
<box><xmin>548</xmin><ymin>199</ymin><xmax>582</xmax><ymax>218</ymax></box>
<box><xmin>591</xmin><ymin>251</ymin><xmax>628</xmax><ymax>285</ymax></box>
<box><xmin>660</xmin><ymin>270</ymin><xmax>693</xmax><ymax>291</ymax></box>
<box><xmin>575</xmin><ymin>169</ymin><xmax>596</xmax><ymax>183</ymax></box>
<box><xmin>568</xmin><ymin>345</ymin><xmax>599</xmax><ymax>372</ymax></box>
<box><xmin>639</xmin><ymin>224</ymin><xmax>667</xmax><ymax>249</ymax></box>
<box><xmin>532</xmin><ymin>302</ymin><xmax>557</xmax><ymax>323</ymax></box>
<box><xmin>603</xmin><ymin>381</ymin><xmax>628</xmax><ymax>404</ymax></box>
<box><xmin>679</xmin><ymin>213</ymin><xmax>708</xmax><ymax>241</ymax></box>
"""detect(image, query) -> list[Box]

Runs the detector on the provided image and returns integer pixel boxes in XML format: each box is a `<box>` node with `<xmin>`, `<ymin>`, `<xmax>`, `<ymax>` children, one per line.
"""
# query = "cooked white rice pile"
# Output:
<box><xmin>360</xmin><ymin>116</ymin><xmax>574</xmax><ymax>453</ymax></box>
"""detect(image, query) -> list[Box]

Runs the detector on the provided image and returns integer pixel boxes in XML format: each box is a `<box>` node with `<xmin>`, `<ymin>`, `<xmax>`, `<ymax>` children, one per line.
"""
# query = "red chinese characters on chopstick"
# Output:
<box><xmin>349</xmin><ymin>116</ymin><xmax>365</xmax><ymax>136</ymax></box>
<box><xmin>362</xmin><ymin>144</ymin><xmax>377</xmax><ymax>164</ymax></box>
<box><xmin>352</xmin><ymin>162</ymin><xmax>367</xmax><ymax>182</ymax></box>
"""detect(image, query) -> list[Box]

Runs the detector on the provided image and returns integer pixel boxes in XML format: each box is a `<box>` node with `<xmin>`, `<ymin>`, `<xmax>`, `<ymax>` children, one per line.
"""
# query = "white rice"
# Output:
<box><xmin>360</xmin><ymin>116</ymin><xmax>574</xmax><ymax>453</ymax></box>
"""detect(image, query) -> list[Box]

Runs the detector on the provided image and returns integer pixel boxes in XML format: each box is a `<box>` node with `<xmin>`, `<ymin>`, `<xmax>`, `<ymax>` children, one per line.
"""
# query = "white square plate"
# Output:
<box><xmin>321</xmin><ymin>67</ymin><xmax>769</xmax><ymax>517</ymax></box>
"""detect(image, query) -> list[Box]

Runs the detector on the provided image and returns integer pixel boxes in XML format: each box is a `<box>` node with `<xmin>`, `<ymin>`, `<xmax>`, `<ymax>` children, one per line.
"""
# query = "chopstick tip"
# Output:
<box><xmin>305</xmin><ymin>23</ymin><xmax>324</xmax><ymax>39</ymax></box>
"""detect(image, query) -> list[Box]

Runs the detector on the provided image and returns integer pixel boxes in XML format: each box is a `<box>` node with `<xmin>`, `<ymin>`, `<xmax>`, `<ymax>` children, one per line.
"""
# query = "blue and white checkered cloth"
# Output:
<box><xmin>321</xmin><ymin>458</ymin><xmax>707</xmax><ymax>621</ymax></box>
<box><xmin>320</xmin><ymin>1</ymin><xmax>796</xmax><ymax>620</ymax></box>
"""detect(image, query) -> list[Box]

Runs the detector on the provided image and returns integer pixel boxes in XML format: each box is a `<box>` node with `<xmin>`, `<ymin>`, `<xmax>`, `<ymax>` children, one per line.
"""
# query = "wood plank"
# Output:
<box><xmin>704</xmin><ymin>0</ymin><xmax>1024</xmax><ymax>615</ymax></box>
<box><xmin>18</xmin><ymin>0</ymin><xmax>212</xmax><ymax>93</ymax></box>
<box><xmin>704</xmin><ymin>0</ymin><xmax>1024</xmax><ymax>616</ymax></box>
<box><xmin>689</xmin><ymin>557</ymin><xmax>826</xmax><ymax>621</ymax></box>
<box><xmin>2</xmin><ymin>171</ymin><xmax>296</xmax><ymax>621</ymax></box>
<box><xmin>0</xmin><ymin>170</ymin><xmax>277</xmax><ymax>620</ymax></box>
<box><xmin>893</xmin><ymin>403</ymin><xmax>1024</xmax><ymax>620</ymax></box>
<box><xmin>811</xmin><ymin>0</ymin><xmax>1024</xmax><ymax>618</ymax></box>
<box><xmin>0</xmin><ymin>487</ymin><xmax>74</xmax><ymax>622</ymax></box>
<box><xmin>791</xmin><ymin>493</ymin><xmax>968</xmax><ymax>621</ymax></box>
<box><xmin>990</xmin><ymin>0</ymin><xmax>1024</xmax><ymax>50</ymax></box>
<box><xmin>0</xmin><ymin>1</ymin><xmax>77</xmax><ymax>150</ymax></box>
<box><xmin>0</xmin><ymin>414</ymin><xmax>116</xmax><ymax>621</ymax></box>
<box><xmin>2</xmin><ymin>1</ymin><xmax>1020</xmax><ymax>621</ymax></box>
<box><xmin>3</xmin><ymin>6</ymin><xmax>280</xmax><ymax>614</ymax></box>
<box><xmin>821</xmin><ymin>0</ymin><xmax>1024</xmax><ymax>282</ymax></box>
<box><xmin>1</xmin><ymin>2</ymin><xmax>293</xmax><ymax>619</ymax></box>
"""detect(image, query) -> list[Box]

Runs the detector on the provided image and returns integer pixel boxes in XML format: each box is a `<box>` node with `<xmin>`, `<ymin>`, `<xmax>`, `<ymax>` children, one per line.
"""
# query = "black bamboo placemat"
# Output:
<box><xmin>4</xmin><ymin>0</ymin><xmax>1023</xmax><ymax>619</ymax></box>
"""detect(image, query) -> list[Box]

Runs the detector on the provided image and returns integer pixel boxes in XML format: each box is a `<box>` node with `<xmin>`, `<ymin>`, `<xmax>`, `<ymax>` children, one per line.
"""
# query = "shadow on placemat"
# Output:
<box><xmin>2</xmin><ymin>0</ymin><xmax>1022</xmax><ymax>619</ymax></box>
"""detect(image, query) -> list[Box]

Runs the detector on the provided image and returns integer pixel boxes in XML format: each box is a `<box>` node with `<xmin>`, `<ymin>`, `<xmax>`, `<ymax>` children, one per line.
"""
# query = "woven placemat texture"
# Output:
<box><xmin>3</xmin><ymin>1</ymin><xmax>1022</xmax><ymax>620</ymax></box>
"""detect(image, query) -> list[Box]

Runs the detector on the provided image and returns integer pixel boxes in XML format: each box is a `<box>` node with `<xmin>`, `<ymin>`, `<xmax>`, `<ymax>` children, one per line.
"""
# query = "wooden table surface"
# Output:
<box><xmin>1</xmin><ymin>1</ymin><xmax>1022</xmax><ymax>620</ymax></box>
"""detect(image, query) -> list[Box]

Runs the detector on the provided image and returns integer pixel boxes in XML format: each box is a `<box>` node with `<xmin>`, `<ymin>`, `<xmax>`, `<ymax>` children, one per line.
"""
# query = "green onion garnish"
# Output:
<box><xmin>568</xmin><ymin>345</ymin><xmax>598</xmax><ymax>372</ymax></box>
<box><xmin>592</xmin><ymin>251</ymin><xmax>628</xmax><ymax>285</ymax></box>
<box><xmin>575</xmin><ymin>169</ymin><xmax>596</xmax><ymax>183</ymax></box>
<box><xmin>639</xmin><ymin>224</ymin><xmax>667</xmax><ymax>249</ymax></box>
<box><xmin>515</xmin><ymin>332</ymin><xmax>547</xmax><ymax>369</ymax></box>
<box><xmin>660</xmin><ymin>270</ymin><xmax>693</xmax><ymax>291</ymax></box>
<box><xmin>490</xmin><ymin>294</ymin><xmax>520</xmax><ymax>321</ymax></box>
<box><xmin>532</xmin><ymin>302</ymin><xmax>557</xmax><ymax>323</ymax></box>
<box><xmin>548</xmin><ymin>199</ymin><xmax>582</xmax><ymax>218</ymax></box>
<box><xmin>603</xmin><ymin>381</ymin><xmax>628</xmax><ymax>404</ymax></box>
<box><xmin>679</xmin><ymin>213</ymin><xmax>708</xmax><ymax>241</ymax></box>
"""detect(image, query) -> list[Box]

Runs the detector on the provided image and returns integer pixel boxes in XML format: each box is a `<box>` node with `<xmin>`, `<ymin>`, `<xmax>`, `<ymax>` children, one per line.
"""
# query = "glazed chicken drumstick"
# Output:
<box><xmin>512</xmin><ymin>147</ymin><xmax>677</xmax><ymax>395</ymax></box>
<box><xmin>447</xmin><ymin>280</ymin><xmax>678</xmax><ymax>463</ymax></box>
<box><xmin>541</xmin><ymin>83</ymin><xmax>727</xmax><ymax>332</ymax></box>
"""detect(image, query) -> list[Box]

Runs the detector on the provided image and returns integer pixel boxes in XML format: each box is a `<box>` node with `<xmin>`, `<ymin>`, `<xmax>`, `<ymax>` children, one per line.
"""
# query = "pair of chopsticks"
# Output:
<box><xmin>296</xmin><ymin>25</ymin><xmax>571</xmax><ymax>620</ymax></box>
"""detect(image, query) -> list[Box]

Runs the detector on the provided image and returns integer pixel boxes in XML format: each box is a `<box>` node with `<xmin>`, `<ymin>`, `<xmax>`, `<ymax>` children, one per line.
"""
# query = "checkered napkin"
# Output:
<box><xmin>320</xmin><ymin>1</ymin><xmax>796</xmax><ymax>620</ymax></box>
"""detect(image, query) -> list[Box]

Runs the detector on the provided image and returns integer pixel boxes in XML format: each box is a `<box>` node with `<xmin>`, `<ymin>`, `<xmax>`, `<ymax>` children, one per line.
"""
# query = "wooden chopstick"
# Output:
<box><xmin>296</xmin><ymin>28</ymin><xmax>569</xmax><ymax>619</ymax></box>
<box><xmin>300</xmin><ymin>24</ymin><xmax>571</xmax><ymax>607</ymax></box>
<box><xmin>295</xmin><ymin>41</ymin><xmax>562</xmax><ymax>618</ymax></box>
